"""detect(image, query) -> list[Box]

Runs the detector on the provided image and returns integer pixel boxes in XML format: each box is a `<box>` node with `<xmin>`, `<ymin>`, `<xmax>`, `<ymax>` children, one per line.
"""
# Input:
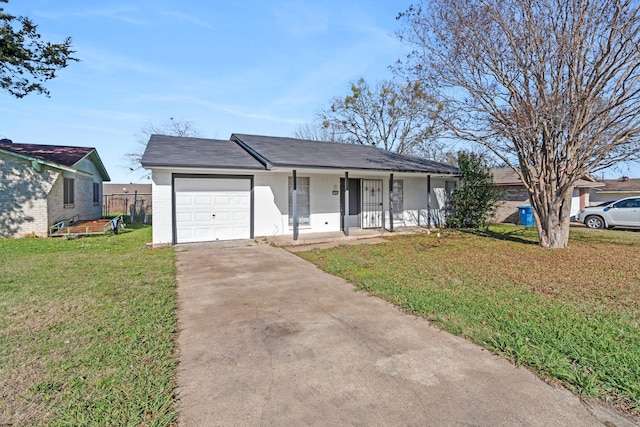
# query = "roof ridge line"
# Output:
<box><xmin>230</xmin><ymin>134</ymin><xmax>272</xmax><ymax>170</ymax></box>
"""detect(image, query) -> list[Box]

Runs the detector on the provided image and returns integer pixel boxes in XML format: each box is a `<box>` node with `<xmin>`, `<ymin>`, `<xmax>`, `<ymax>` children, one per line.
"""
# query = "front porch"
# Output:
<box><xmin>260</xmin><ymin>225</ymin><xmax>435</xmax><ymax>251</ymax></box>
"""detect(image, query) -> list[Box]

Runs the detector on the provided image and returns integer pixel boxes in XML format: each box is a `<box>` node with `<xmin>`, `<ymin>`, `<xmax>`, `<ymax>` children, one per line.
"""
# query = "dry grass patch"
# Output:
<box><xmin>298</xmin><ymin>225</ymin><xmax>640</xmax><ymax>416</ymax></box>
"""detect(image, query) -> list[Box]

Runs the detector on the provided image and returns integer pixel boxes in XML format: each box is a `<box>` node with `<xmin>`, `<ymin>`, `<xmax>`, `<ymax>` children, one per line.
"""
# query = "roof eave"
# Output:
<box><xmin>141</xmin><ymin>163</ymin><xmax>266</xmax><ymax>171</ymax></box>
<box><xmin>75</xmin><ymin>149</ymin><xmax>111</xmax><ymax>182</ymax></box>
<box><xmin>268</xmin><ymin>162</ymin><xmax>459</xmax><ymax>175</ymax></box>
<box><xmin>0</xmin><ymin>147</ymin><xmax>78</xmax><ymax>175</ymax></box>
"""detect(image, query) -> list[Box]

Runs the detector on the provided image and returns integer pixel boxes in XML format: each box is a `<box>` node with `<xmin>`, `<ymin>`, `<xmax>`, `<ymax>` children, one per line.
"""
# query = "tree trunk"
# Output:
<box><xmin>534</xmin><ymin>190</ymin><xmax>573</xmax><ymax>249</ymax></box>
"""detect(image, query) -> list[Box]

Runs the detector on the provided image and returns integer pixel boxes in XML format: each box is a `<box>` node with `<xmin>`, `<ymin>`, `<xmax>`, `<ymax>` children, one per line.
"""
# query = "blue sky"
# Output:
<box><xmin>1</xmin><ymin>0</ymin><xmax>413</xmax><ymax>183</ymax></box>
<box><xmin>1</xmin><ymin>1</ymin><xmax>638</xmax><ymax>183</ymax></box>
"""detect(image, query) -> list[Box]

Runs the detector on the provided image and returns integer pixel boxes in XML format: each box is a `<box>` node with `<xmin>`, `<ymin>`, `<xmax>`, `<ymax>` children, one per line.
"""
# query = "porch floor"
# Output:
<box><xmin>260</xmin><ymin>226</ymin><xmax>434</xmax><ymax>252</ymax></box>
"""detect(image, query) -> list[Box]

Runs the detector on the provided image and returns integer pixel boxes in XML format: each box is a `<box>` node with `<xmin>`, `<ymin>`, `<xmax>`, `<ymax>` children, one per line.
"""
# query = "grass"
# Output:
<box><xmin>298</xmin><ymin>224</ymin><xmax>640</xmax><ymax>415</ymax></box>
<box><xmin>0</xmin><ymin>225</ymin><xmax>177</xmax><ymax>426</ymax></box>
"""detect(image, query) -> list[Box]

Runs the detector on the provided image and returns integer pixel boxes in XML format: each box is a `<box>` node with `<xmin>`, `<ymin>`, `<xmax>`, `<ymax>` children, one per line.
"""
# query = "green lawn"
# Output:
<box><xmin>0</xmin><ymin>226</ymin><xmax>177</xmax><ymax>427</ymax></box>
<box><xmin>298</xmin><ymin>225</ymin><xmax>640</xmax><ymax>416</ymax></box>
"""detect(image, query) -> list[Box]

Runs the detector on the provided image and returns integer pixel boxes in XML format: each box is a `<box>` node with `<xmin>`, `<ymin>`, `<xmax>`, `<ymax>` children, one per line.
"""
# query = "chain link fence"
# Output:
<box><xmin>103</xmin><ymin>192</ymin><xmax>152</xmax><ymax>224</ymax></box>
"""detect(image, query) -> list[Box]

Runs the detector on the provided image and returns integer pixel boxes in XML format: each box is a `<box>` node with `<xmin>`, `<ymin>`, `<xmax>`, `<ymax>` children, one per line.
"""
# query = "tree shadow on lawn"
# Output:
<box><xmin>458</xmin><ymin>227</ymin><xmax>540</xmax><ymax>245</ymax></box>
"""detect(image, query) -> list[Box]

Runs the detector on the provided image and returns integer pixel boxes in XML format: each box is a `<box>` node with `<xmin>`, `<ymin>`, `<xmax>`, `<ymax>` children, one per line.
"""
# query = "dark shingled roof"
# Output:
<box><xmin>231</xmin><ymin>134</ymin><xmax>459</xmax><ymax>174</ymax></box>
<box><xmin>141</xmin><ymin>133</ymin><xmax>459</xmax><ymax>175</ymax></box>
<box><xmin>0</xmin><ymin>141</ymin><xmax>94</xmax><ymax>167</ymax></box>
<box><xmin>141</xmin><ymin>135</ymin><xmax>265</xmax><ymax>170</ymax></box>
<box><xmin>491</xmin><ymin>167</ymin><xmax>603</xmax><ymax>189</ymax></box>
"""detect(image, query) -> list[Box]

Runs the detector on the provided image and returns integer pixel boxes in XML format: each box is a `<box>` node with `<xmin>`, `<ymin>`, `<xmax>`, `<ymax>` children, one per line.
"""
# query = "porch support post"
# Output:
<box><xmin>389</xmin><ymin>173</ymin><xmax>394</xmax><ymax>232</ymax></box>
<box><xmin>427</xmin><ymin>175</ymin><xmax>432</xmax><ymax>229</ymax></box>
<box><xmin>344</xmin><ymin>171</ymin><xmax>349</xmax><ymax>236</ymax></box>
<box><xmin>293</xmin><ymin>169</ymin><xmax>298</xmax><ymax>241</ymax></box>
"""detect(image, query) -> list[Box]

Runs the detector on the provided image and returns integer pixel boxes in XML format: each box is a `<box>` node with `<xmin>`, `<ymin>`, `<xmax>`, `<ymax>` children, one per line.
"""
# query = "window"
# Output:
<box><xmin>288</xmin><ymin>176</ymin><xmax>310</xmax><ymax>226</ymax></box>
<box><xmin>93</xmin><ymin>182</ymin><xmax>100</xmax><ymax>204</ymax></box>
<box><xmin>63</xmin><ymin>178</ymin><xmax>75</xmax><ymax>205</ymax></box>
<box><xmin>391</xmin><ymin>179</ymin><xmax>403</xmax><ymax>220</ymax></box>
<box><xmin>445</xmin><ymin>180</ymin><xmax>457</xmax><ymax>199</ymax></box>
<box><xmin>614</xmin><ymin>198</ymin><xmax>640</xmax><ymax>209</ymax></box>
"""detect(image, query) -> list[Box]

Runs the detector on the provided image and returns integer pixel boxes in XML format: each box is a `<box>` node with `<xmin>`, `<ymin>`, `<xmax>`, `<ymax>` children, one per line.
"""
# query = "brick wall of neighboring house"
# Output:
<box><xmin>47</xmin><ymin>174</ymin><xmax>67</xmax><ymax>226</ymax></box>
<box><xmin>0</xmin><ymin>152</ymin><xmax>59</xmax><ymax>237</ymax></box>
<box><xmin>493</xmin><ymin>187</ymin><xmax>529</xmax><ymax>224</ymax></box>
<box><xmin>75</xmin><ymin>157</ymin><xmax>103</xmax><ymax>220</ymax></box>
<box><xmin>48</xmin><ymin>174</ymin><xmax>102</xmax><ymax>227</ymax></box>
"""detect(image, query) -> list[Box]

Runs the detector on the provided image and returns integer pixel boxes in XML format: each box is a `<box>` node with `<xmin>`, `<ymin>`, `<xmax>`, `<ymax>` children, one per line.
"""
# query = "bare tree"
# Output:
<box><xmin>293</xmin><ymin>122</ymin><xmax>345</xmax><ymax>142</ymax></box>
<box><xmin>397</xmin><ymin>0</ymin><xmax>640</xmax><ymax>248</ymax></box>
<box><xmin>125</xmin><ymin>117</ymin><xmax>201</xmax><ymax>173</ymax></box>
<box><xmin>317</xmin><ymin>77</ymin><xmax>446</xmax><ymax>159</ymax></box>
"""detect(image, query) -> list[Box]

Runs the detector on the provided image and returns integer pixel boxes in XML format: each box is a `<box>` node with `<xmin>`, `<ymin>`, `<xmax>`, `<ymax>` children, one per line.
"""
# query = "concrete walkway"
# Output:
<box><xmin>175</xmin><ymin>241</ymin><xmax>635</xmax><ymax>427</ymax></box>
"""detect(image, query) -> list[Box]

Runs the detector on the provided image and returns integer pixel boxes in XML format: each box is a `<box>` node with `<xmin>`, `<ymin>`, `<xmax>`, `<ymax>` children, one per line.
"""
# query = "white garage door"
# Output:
<box><xmin>174</xmin><ymin>177</ymin><xmax>251</xmax><ymax>243</ymax></box>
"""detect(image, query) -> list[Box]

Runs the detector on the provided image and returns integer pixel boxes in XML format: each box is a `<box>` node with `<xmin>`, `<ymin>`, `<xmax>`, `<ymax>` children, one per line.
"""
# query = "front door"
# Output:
<box><xmin>362</xmin><ymin>179</ymin><xmax>383</xmax><ymax>228</ymax></box>
<box><xmin>340</xmin><ymin>178</ymin><xmax>361</xmax><ymax>230</ymax></box>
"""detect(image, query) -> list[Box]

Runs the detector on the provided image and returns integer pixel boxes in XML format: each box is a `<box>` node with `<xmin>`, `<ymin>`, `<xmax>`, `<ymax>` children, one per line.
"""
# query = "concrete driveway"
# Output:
<box><xmin>175</xmin><ymin>241</ymin><xmax>633</xmax><ymax>426</ymax></box>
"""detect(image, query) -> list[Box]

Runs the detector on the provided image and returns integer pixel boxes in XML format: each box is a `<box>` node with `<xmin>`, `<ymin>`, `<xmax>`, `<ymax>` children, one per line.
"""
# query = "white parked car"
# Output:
<box><xmin>576</xmin><ymin>197</ymin><xmax>640</xmax><ymax>229</ymax></box>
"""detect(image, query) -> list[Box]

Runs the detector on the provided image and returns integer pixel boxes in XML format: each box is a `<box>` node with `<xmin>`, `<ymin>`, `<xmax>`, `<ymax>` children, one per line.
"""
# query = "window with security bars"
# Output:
<box><xmin>288</xmin><ymin>176</ymin><xmax>310</xmax><ymax>225</ymax></box>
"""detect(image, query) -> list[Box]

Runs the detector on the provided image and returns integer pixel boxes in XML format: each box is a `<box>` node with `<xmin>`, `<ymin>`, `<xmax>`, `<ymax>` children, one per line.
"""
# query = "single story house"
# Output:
<box><xmin>141</xmin><ymin>134</ymin><xmax>459</xmax><ymax>245</ymax></box>
<box><xmin>0</xmin><ymin>138</ymin><xmax>110</xmax><ymax>238</ymax></box>
<box><xmin>588</xmin><ymin>177</ymin><xmax>640</xmax><ymax>205</ymax></box>
<box><xmin>491</xmin><ymin>167</ymin><xmax>603</xmax><ymax>223</ymax></box>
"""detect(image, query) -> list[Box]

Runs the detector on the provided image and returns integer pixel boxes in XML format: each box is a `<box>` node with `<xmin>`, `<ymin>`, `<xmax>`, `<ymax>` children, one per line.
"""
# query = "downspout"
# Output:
<box><xmin>389</xmin><ymin>173</ymin><xmax>394</xmax><ymax>232</ymax></box>
<box><xmin>427</xmin><ymin>175</ymin><xmax>432</xmax><ymax>229</ymax></box>
<box><xmin>344</xmin><ymin>172</ymin><xmax>349</xmax><ymax>236</ymax></box>
<box><xmin>293</xmin><ymin>169</ymin><xmax>298</xmax><ymax>241</ymax></box>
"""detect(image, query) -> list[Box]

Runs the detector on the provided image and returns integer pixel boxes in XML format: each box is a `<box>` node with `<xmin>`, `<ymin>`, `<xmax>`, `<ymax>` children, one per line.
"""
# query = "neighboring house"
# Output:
<box><xmin>491</xmin><ymin>167</ymin><xmax>603</xmax><ymax>223</ymax></box>
<box><xmin>588</xmin><ymin>177</ymin><xmax>640</xmax><ymax>205</ymax></box>
<box><xmin>0</xmin><ymin>138</ymin><xmax>110</xmax><ymax>238</ymax></box>
<box><xmin>141</xmin><ymin>134</ymin><xmax>459</xmax><ymax>245</ymax></box>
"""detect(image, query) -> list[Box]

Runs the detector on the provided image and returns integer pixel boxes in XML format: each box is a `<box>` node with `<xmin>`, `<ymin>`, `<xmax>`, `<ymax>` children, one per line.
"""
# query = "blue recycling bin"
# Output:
<box><xmin>517</xmin><ymin>206</ymin><xmax>534</xmax><ymax>227</ymax></box>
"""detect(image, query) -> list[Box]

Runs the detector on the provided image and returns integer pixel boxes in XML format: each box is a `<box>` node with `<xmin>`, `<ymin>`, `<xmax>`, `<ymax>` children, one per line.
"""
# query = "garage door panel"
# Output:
<box><xmin>195</xmin><ymin>195</ymin><xmax>213</xmax><ymax>205</ymax></box>
<box><xmin>194</xmin><ymin>212</ymin><xmax>213</xmax><ymax>222</ymax></box>
<box><xmin>175</xmin><ymin>212</ymin><xmax>194</xmax><ymax>222</ymax></box>
<box><xmin>174</xmin><ymin>177</ymin><xmax>251</xmax><ymax>243</ymax></box>
<box><xmin>232</xmin><ymin>211</ymin><xmax>249</xmax><ymax>220</ymax></box>
<box><xmin>175</xmin><ymin>177</ymin><xmax>250</xmax><ymax>192</ymax></box>
<box><xmin>214</xmin><ymin>211</ymin><xmax>231</xmax><ymax>221</ymax></box>
<box><xmin>176</xmin><ymin>194</ymin><xmax>195</xmax><ymax>205</ymax></box>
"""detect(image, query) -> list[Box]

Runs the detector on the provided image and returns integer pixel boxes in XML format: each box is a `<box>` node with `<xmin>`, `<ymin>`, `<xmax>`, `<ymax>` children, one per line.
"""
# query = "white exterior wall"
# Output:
<box><xmin>254</xmin><ymin>173</ymin><xmax>287</xmax><ymax>236</ymax></box>
<box><xmin>429</xmin><ymin>177</ymin><xmax>453</xmax><ymax>227</ymax></box>
<box><xmin>147</xmin><ymin>167</ymin><xmax>458</xmax><ymax>244</ymax></box>
<box><xmin>151</xmin><ymin>170</ymin><xmax>173</xmax><ymax>245</ymax></box>
<box><xmin>400</xmin><ymin>176</ymin><xmax>428</xmax><ymax>226</ymax></box>
<box><xmin>306</xmin><ymin>174</ymin><xmax>341</xmax><ymax>234</ymax></box>
<box><xmin>253</xmin><ymin>172</ymin><xmax>342</xmax><ymax>237</ymax></box>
